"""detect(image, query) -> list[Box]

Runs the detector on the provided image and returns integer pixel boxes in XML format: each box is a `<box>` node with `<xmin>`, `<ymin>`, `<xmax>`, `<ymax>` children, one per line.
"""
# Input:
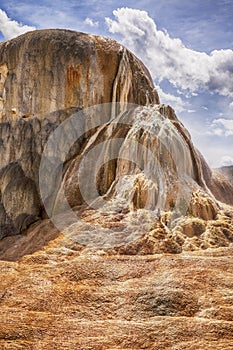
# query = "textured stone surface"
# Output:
<box><xmin>0</xmin><ymin>29</ymin><xmax>158</xmax><ymax>121</ymax></box>
<box><xmin>0</xmin><ymin>29</ymin><xmax>232</xmax><ymax>246</ymax></box>
<box><xmin>0</xmin><ymin>29</ymin><xmax>159</xmax><ymax>237</ymax></box>
<box><xmin>0</xmin><ymin>240</ymin><xmax>233</xmax><ymax>349</ymax></box>
<box><xmin>0</xmin><ymin>30</ymin><xmax>232</xmax><ymax>248</ymax></box>
<box><xmin>0</xmin><ymin>29</ymin><xmax>233</xmax><ymax>349</ymax></box>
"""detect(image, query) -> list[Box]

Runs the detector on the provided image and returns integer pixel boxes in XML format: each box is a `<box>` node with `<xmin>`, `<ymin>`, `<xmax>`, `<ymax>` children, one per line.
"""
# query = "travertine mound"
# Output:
<box><xmin>0</xmin><ymin>29</ymin><xmax>158</xmax><ymax>237</ymax></box>
<box><xmin>0</xmin><ymin>29</ymin><xmax>158</xmax><ymax>121</ymax></box>
<box><xmin>0</xmin><ymin>29</ymin><xmax>232</xmax><ymax>252</ymax></box>
<box><xmin>0</xmin><ymin>29</ymin><xmax>233</xmax><ymax>350</ymax></box>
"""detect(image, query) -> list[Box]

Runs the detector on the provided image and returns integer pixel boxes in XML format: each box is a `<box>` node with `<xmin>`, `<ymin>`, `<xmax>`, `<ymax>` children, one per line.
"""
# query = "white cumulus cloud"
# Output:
<box><xmin>211</xmin><ymin>118</ymin><xmax>233</xmax><ymax>136</ymax></box>
<box><xmin>220</xmin><ymin>155</ymin><xmax>233</xmax><ymax>166</ymax></box>
<box><xmin>0</xmin><ymin>9</ymin><xmax>36</xmax><ymax>40</ymax></box>
<box><xmin>84</xmin><ymin>17</ymin><xmax>99</xmax><ymax>27</ymax></box>
<box><xmin>106</xmin><ymin>8</ymin><xmax>233</xmax><ymax>98</ymax></box>
<box><xmin>154</xmin><ymin>85</ymin><xmax>186</xmax><ymax>113</ymax></box>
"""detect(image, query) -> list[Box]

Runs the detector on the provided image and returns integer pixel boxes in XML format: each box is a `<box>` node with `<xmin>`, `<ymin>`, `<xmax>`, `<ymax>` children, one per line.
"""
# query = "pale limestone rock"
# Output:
<box><xmin>0</xmin><ymin>62</ymin><xmax>8</xmax><ymax>117</ymax></box>
<box><xmin>0</xmin><ymin>29</ymin><xmax>158</xmax><ymax>121</ymax></box>
<box><xmin>0</xmin><ymin>29</ymin><xmax>232</xmax><ymax>254</ymax></box>
<box><xmin>0</xmin><ymin>30</ymin><xmax>232</xmax><ymax>350</ymax></box>
<box><xmin>0</xmin><ymin>29</ymin><xmax>158</xmax><ymax>237</ymax></box>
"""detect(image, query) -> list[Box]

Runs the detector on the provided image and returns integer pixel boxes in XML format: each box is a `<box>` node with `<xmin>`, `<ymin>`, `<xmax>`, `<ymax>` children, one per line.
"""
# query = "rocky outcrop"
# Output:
<box><xmin>0</xmin><ymin>29</ymin><xmax>233</xmax><ymax>350</ymax></box>
<box><xmin>215</xmin><ymin>165</ymin><xmax>233</xmax><ymax>185</ymax></box>
<box><xmin>0</xmin><ymin>29</ymin><xmax>158</xmax><ymax>237</ymax></box>
<box><xmin>0</xmin><ymin>29</ymin><xmax>158</xmax><ymax>121</ymax></box>
<box><xmin>0</xmin><ymin>29</ymin><xmax>232</xmax><ymax>252</ymax></box>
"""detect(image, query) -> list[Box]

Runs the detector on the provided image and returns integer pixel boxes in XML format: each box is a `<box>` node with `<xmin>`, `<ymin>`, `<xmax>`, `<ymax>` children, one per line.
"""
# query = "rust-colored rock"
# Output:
<box><xmin>0</xmin><ymin>29</ymin><xmax>232</xmax><ymax>349</ymax></box>
<box><xmin>0</xmin><ymin>29</ymin><xmax>158</xmax><ymax>121</ymax></box>
<box><xmin>0</xmin><ymin>236</ymin><xmax>233</xmax><ymax>349</ymax></box>
<box><xmin>0</xmin><ymin>30</ymin><xmax>232</xmax><ymax>243</ymax></box>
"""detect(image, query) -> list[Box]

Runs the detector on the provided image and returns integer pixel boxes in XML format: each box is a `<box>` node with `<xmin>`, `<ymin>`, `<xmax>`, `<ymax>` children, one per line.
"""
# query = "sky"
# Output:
<box><xmin>0</xmin><ymin>0</ymin><xmax>232</xmax><ymax>168</ymax></box>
